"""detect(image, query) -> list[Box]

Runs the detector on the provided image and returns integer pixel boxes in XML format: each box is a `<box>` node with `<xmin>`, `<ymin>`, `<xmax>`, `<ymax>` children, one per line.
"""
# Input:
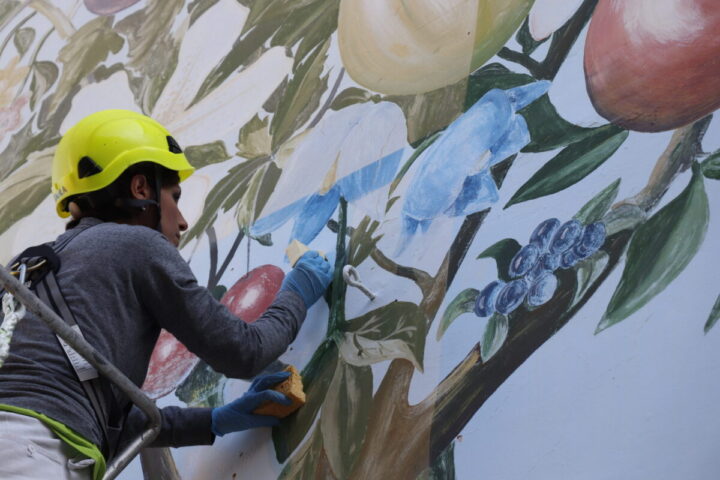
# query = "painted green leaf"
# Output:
<box><xmin>236</xmin><ymin>114</ymin><xmax>272</xmax><ymax>160</ymax></box>
<box><xmin>599</xmin><ymin>164</ymin><xmax>709</xmax><ymax>332</ymax></box>
<box><xmin>701</xmin><ymin>150</ymin><xmax>720</xmax><ymax>180</ymax></box>
<box><xmin>574</xmin><ymin>178</ymin><xmax>621</xmax><ymax>224</ymax></box>
<box><xmin>181</xmin><ymin>157</ymin><xmax>268</xmax><ymax>247</ymax></box>
<box><xmin>29</xmin><ymin>61</ymin><xmax>58</xmax><ymax>111</ymax></box>
<box><xmin>506</xmin><ymin>125</ymin><xmax>628</xmax><ymax>208</ymax></box>
<box><xmin>45</xmin><ymin>16</ymin><xmax>123</xmax><ymax>118</ymax></box>
<box><xmin>603</xmin><ymin>203</ymin><xmax>646</xmax><ymax>236</ymax></box>
<box><xmin>477</xmin><ymin>239</ymin><xmax>522</xmax><ymax>282</ymax></box>
<box><xmin>0</xmin><ymin>148</ymin><xmax>53</xmax><ymax>236</ymax></box>
<box><xmin>339</xmin><ymin>301</ymin><xmax>428</xmax><ymax>371</ymax></box>
<box><xmin>386</xmin><ymin>79</ymin><xmax>467</xmax><ymax>146</ymax></box>
<box><xmin>252</xmin><ymin>162</ymin><xmax>281</xmax><ymax>224</ymax></box>
<box><xmin>191</xmin><ymin>0</ymin><xmax>339</xmax><ymax>107</ymax></box>
<box><xmin>270</xmin><ymin>39</ymin><xmax>329</xmax><ymax>150</ymax></box>
<box><xmin>184</xmin><ymin>141</ymin><xmax>230</xmax><ymax>169</ymax></box>
<box><xmin>13</xmin><ymin>27</ymin><xmax>35</xmax><ymax>56</ymax></box>
<box><xmin>235</xmin><ymin>161</ymin><xmax>282</xmax><ymax>230</ymax></box>
<box><xmin>465</xmin><ymin>63</ymin><xmax>534</xmax><ymax>109</ymax></box>
<box><xmin>273</xmin><ymin>340</ymin><xmax>339</xmax><ymax>462</ymax></box>
<box><xmin>116</xmin><ymin>0</ymin><xmax>183</xmax><ymax>114</ymax></box>
<box><xmin>572</xmin><ymin>252</ymin><xmax>609</xmax><ymax>307</ymax></box>
<box><xmin>704</xmin><ymin>294</ymin><xmax>720</xmax><ymax>334</ymax></box>
<box><xmin>481</xmin><ymin>314</ymin><xmax>509</xmax><ymax>362</ymax></box>
<box><xmin>347</xmin><ymin>216</ymin><xmax>383</xmax><ymax>267</ymax></box>
<box><xmin>0</xmin><ymin>115</ymin><xmax>56</xmax><ymax>182</ymax></box>
<box><xmin>175</xmin><ymin>360</ymin><xmax>226</xmax><ymax>408</ymax></box>
<box><xmin>278</xmin><ymin>425</ymin><xmax>325</xmax><ymax>480</ymax></box>
<box><xmin>516</xmin><ymin>18</ymin><xmax>547</xmax><ymax>55</ymax></box>
<box><xmin>0</xmin><ymin>1</ymin><xmax>21</xmax><ymax>31</ymax></box>
<box><xmin>320</xmin><ymin>361</ymin><xmax>372</xmax><ymax>479</ymax></box>
<box><xmin>418</xmin><ymin>442</ymin><xmax>456</xmax><ymax>480</ymax></box>
<box><xmin>521</xmin><ymin>96</ymin><xmax>601</xmax><ymax>153</ymax></box>
<box><xmin>436</xmin><ymin>288</ymin><xmax>480</xmax><ymax>340</ymax></box>
<box><xmin>187</xmin><ymin>0</ymin><xmax>220</xmax><ymax>26</ymax></box>
<box><xmin>330</xmin><ymin>87</ymin><xmax>381</xmax><ymax>111</ymax></box>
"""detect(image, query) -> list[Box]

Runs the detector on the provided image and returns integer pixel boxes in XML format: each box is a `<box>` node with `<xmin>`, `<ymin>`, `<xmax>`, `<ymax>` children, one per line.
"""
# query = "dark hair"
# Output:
<box><xmin>65</xmin><ymin>162</ymin><xmax>180</xmax><ymax>230</ymax></box>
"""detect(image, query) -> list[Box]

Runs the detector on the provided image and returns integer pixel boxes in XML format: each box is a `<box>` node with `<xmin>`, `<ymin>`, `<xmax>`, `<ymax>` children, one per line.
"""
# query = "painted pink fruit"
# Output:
<box><xmin>142</xmin><ymin>265</ymin><xmax>285</xmax><ymax>399</ymax></box>
<box><xmin>584</xmin><ymin>0</ymin><xmax>720</xmax><ymax>132</ymax></box>
<box><xmin>141</xmin><ymin>329</ymin><xmax>197</xmax><ymax>399</ymax></box>
<box><xmin>84</xmin><ymin>0</ymin><xmax>141</xmax><ymax>15</ymax></box>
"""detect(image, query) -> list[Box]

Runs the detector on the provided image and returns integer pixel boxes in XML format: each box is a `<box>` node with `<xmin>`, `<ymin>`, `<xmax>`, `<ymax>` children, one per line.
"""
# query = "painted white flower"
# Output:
<box><xmin>528</xmin><ymin>0</ymin><xmax>584</xmax><ymax>41</ymax></box>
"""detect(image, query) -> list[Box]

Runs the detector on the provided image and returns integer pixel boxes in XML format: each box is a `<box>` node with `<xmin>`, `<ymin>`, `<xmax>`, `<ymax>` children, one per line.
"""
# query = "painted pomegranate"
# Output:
<box><xmin>84</xmin><ymin>0</ymin><xmax>142</xmax><ymax>15</ymax></box>
<box><xmin>142</xmin><ymin>265</ymin><xmax>285</xmax><ymax>399</ymax></box>
<box><xmin>584</xmin><ymin>0</ymin><xmax>720</xmax><ymax>132</ymax></box>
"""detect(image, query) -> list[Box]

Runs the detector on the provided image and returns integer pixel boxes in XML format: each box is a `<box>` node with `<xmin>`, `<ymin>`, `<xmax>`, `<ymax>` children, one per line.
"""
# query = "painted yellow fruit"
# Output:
<box><xmin>338</xmin><ymin>0</ymin><xmax>535</xmax><ymax>95</ymax></box>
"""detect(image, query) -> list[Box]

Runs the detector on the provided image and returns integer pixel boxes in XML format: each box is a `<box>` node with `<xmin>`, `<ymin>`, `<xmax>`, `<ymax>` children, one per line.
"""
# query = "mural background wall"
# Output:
<box><xmin>0</xmin><ymin>0</ymin><xmax>719</xmax><ymax>478</ymax></box>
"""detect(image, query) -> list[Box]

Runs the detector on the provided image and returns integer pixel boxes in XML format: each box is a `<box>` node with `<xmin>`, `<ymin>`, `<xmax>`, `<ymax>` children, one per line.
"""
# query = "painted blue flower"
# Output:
<box><xmin>250</xmin><ymin>102</ymin><xmax>408</xmax><ymax>247</ymax></box>
<box><xmin>399</xmin><ymin>81</ymin><xmax>551</xmax><ymax>249</ymax></box>
<box><xmin>250</xmin><ymin>149</ymin><xmax>404</xmax><ymax>244</ymax></box>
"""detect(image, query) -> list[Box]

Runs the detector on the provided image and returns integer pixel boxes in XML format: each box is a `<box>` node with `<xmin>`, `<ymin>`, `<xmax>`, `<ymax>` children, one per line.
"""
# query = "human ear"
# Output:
<box><xmin>129</xmin><ymin>174</ymin><xmax>153</xmax><ymax>200</ymax></box>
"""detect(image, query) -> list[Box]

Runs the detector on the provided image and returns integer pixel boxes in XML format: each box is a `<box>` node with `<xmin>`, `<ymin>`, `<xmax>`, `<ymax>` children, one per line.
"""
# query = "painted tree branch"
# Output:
<box><xmin>535</xmin><ymin>0</ymin><xmax>598</xmax><ymax>80</ymax></box>
<box><xmin>370</xmin><ymin>248</ymin><xmax>434</xmax><ymax>297</ymax></box>
<box><xmin>349</xmin><ymin>119</ymin><xmax>711</xmax><ymax>479</ymax></box>
<box><xmin>617</xmin><ymin>115</ymin><xmax>711</xmax><ymax>212</ymax></box>
<box><xmin>326</xmin><ymin>219</ymin><xmax>434</xmax><ymax>296</ymax></box>
<box><xmin>497</xmin><ymin>47</ymin><xmax>541</xmax><ymax>74</ymax></box>
<box><xmin>498</xmin><ymin>0</ymin><xmax>598</xmax><ymax>80</ymax></box>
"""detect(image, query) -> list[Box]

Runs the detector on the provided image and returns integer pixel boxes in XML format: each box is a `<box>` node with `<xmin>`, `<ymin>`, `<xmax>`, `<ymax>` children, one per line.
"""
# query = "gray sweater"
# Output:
<box><xmin>0</xmin><ymin>217</ymin><xmax>306</xmax><ymax>453</ymax></box>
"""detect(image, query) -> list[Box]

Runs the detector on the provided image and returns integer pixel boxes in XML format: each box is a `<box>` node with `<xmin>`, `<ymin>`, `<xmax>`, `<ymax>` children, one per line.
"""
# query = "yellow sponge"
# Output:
<box><xmin>253</xmin><ymin>365</ymin><xmax>305</xmax><ymax>418</ymax></box>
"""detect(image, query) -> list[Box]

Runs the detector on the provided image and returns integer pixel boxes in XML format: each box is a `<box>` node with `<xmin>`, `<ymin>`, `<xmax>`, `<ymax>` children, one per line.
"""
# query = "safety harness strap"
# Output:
<box><xmin>35</xmin><ymin>278</ymin><xmax>111</xmax><ymax>449</ymax></box>
<box><xmin>11</xmin><ymin>222</ymin><xmax>123</xmax><ymax>457</ymax></box>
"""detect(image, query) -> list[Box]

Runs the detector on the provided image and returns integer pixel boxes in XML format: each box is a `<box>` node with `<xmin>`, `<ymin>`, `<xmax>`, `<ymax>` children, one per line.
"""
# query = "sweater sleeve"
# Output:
<box><xmin>121</xmin><ymin>405</ymin><xmax>215</xmax><ymax>448</ymax></box>
<box><xmin>134</xmin><ymin>229</ymin><xmax>307</xmax><ymax>379</ymax></box>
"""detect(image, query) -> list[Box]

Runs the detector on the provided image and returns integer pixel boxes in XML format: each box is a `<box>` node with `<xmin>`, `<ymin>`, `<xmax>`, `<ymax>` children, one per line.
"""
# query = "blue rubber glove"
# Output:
<box><xmin>280</xmin><ymin>250</ymin><xmax>333</xmax><ymax>308</ymax></box>
<box><xmin>211</xmin><ymin>371</ymin><xmax>292</xmax><ymax>437</ymax></box>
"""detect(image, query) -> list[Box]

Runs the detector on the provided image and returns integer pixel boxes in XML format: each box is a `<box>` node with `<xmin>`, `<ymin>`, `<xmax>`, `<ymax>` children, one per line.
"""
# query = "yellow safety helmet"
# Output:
<box><xmin>52</xmin><ymin>109</ymin><xmax>195</xmax><ymax>218</ymax></box>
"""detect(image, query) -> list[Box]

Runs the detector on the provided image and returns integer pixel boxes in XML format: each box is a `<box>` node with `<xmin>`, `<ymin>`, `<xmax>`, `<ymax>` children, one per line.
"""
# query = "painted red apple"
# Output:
<box><xmin>141</xmin><ymin>265</ymin><xmax>285</xmax><ymax>399</ymax></box>
<box><xmin>219</xmin><ymin>265</ymin><xmax>285</xmax><ymax>322</ymax></box>
<box><xmin>584</xmin><ymin>0</ymin><xmax>720</xmax><ymax>132</ymax></box>
<box><xmin>84</xmin><ymin>0</ymin><xmax>141</xmax><ymax>15</ymax></box>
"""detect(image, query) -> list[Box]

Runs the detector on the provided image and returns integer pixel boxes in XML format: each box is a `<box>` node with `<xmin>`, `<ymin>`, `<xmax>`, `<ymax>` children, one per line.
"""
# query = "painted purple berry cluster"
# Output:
<box><xmin>475</xmin><ymin>218</ymin><xmax>606</xmax><ymax>317</ymax></box>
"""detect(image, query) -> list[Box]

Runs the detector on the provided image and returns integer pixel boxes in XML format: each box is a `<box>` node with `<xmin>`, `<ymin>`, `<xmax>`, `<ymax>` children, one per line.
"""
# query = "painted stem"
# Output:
<box><xmin>216</xmin><ymin>229</ymin><xmax>245</xmax><ymax>284</ymax></box>
<box><xmin>206</xmin><ymin>226</ymin><xmax>219</xmax><ymax>289</ymax></box>
<box><xmin>498</xmin><ymin>0</ymin><xmax>598</xmax><ymax>80</ymax></box>
<box><xmin>535</xmin><ymin>0</ymin><xmax>599</xmax><ymax>80</ymax></box>
<box><xmin>328</xmin><ymin>197</ymin><xmax>348</xmax><ymax>335</ymax></box>
<box><xmin>617</xmin><ymin>115</ymin><xmax>711</xmax><ymax>212</ymax></box>
<box><xmin>497</xmin><ymin>47</ymin><xmax>540</xmax><ymax>74</ymax></box>
<box><xmin>349</xmin><ymin>118</ymin><xmax>710</xmax><ymax>479</ymax></box>
<box><xmin>370</xmin><ymin>248</ymin><xmax>433</xmax><ymax>297</ymax></box>
<box><xmin>309</xmin><ymin>68</ymin><xmax>345</xmax><ymax>129</ymax></box>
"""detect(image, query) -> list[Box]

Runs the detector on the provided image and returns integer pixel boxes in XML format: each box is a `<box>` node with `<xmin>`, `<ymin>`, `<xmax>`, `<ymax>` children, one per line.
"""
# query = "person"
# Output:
<box><xmin>0</xmin><ymin>109</ymin><xmax>333</xmax><ymax>480</ymax></box>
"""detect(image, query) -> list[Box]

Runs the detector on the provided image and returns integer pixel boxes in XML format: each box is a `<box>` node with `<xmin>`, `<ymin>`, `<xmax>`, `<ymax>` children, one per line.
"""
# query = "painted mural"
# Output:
<box><xmin>0</xmin><ymin>0</ymin><xmax>719</xmax><ymax>479</ymax></box>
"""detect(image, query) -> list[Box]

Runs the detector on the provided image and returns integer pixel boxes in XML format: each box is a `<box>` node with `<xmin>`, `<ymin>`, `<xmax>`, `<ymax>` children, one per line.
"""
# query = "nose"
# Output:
<box><xmin>179</xmin><ymin>210</ymin><xmax>188</xmax><ymax>232</ymax></box>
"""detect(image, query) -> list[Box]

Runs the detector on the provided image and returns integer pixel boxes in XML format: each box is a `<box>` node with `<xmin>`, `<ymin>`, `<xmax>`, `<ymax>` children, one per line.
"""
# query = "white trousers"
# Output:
<box><xmin>0</xmin><ymin>411</ymin><xmax>94</xmax><ymax>480</ymax></box>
